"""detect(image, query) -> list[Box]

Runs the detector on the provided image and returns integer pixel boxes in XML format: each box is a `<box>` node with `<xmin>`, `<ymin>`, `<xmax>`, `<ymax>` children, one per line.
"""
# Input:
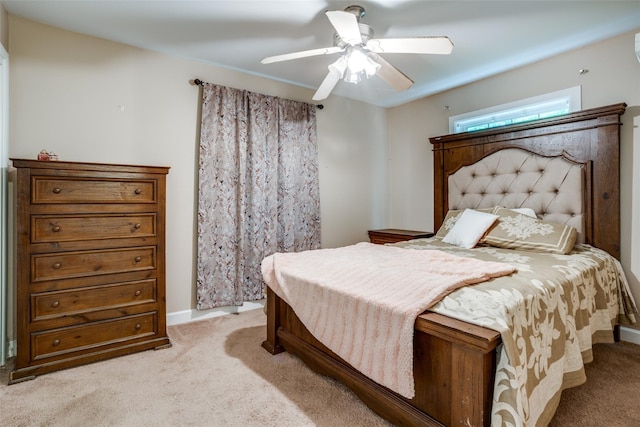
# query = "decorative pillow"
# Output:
<box><xmin>442</xmin><ymin>209</ymin><xmax>499</xmax><ymax>249</ymax></box>
<box><xmin>483</xmin><ymin>207</ymin><xmax>577</xmax><ymax>254</ymax></box>
<box><xmin>508</xmin><ymin>207</ymin><xmax>537</xmax><ymax>218</ymax></box>
<box><xmin>435</xmin><ymin>207</ymin><xmax>495</xmax><ymax>238</ymax></box>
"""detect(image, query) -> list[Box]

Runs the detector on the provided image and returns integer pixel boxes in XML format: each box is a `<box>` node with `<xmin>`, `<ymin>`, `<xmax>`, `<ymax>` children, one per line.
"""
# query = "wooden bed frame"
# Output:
<box><xmin>262</xmin><ymin>103</ymin><xmax>626</xmax><ymax>426</ymax></box>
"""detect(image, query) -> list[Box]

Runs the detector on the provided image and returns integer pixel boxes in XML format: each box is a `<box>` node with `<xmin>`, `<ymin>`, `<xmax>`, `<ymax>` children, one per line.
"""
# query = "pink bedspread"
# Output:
<box><xmin>261</xmin><ymin>242</ymin><xmax>515</xmax><ymax>398</ymax></box>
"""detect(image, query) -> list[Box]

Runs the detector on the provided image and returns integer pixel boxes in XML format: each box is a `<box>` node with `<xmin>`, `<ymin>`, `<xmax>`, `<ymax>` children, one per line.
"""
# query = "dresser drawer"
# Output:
<box><xmin>32</xmin><ymin>312</ymin><xmax>157</xmax><ymax>361</ymax></box>
<box><xmin>32</xmin><ymin>177</ymin><xmax>156</xmax><ymax>204</ymax></box>
<box><xmin>32</xmin><ymin>279</ymin><xmax>157</xmax><ymax>321</ymax></box>
<box><xmin>32</xmin><ymin>247</ymin><xmax>156</xmax><ymax>282</ymax></box>
<box><xmin>32</xmin><ymin>214</ymin><xmax>156</xmax><ymax>243</ymax></box>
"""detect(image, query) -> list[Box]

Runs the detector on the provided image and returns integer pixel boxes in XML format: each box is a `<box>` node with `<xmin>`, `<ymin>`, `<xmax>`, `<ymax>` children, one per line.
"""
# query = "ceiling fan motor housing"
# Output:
<box><xmin>344</xmin><ymin>5</ymin><xmax>366</xmax><ymax>21</ymax></box>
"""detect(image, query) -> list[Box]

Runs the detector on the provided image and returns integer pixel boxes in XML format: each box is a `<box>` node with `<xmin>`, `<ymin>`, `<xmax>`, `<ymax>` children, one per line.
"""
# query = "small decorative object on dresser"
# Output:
<box><xmin>368</xmin><ymin>228</ymin><xmax>434</xmax><ymax>244</ymax></box>
<box><xmin>9</xmin><ymin>159</ymin><xmax>171</xmax><ymax>384</ymax></box>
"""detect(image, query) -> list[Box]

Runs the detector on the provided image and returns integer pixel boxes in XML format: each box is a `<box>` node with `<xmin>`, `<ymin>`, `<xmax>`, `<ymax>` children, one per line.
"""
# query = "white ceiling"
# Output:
<box><xmin>3</xmin><ymin>0</ymin><xmax>640</xmax><ymax>107</ymax></box>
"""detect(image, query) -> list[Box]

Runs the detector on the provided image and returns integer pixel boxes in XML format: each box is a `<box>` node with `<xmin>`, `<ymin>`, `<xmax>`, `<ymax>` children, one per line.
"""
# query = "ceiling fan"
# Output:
<box><xmin>261</xmin><ymin>5</ymin><xmax>454</xmax><ymax>101</ymax></box>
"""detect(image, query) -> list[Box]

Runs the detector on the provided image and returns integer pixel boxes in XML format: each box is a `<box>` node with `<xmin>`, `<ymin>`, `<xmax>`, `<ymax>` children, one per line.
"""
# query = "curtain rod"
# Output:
<box><xmin>191</xmin><ymin>78</ymin><xmax>324</xmax><ymax>109</ymax></box>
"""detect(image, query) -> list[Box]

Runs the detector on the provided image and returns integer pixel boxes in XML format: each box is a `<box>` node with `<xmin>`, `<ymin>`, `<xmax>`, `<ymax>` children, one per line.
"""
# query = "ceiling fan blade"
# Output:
<box><xmin>326</xmin><ymin>10</ymin><xmax>362</xmax><ymax>45</ymax></box>
<box><xmin>367</xmin><ymin>37</ymin><xmax>454</xmax><ymax>55</ymax></box>
<box><xmin>312</xmin><ymin>69</ymin><xmax>342</xmax><ymax>101</ymax></box>
<box><xmin>368</xmin><ymin>53</ymin><xmax>413</xmax><ymax>91</ymax></box>
<box><xmin>261</xmin><ymin>46</ymin><xmax>344</xmax><ymax>64</ymax></box>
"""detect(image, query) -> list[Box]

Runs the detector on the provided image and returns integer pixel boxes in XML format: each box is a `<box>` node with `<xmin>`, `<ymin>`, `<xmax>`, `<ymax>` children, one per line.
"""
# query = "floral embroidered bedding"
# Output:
<box><xmin>394</xmin><ymin>237</ymin><xmax>637</xmax><ymax>426</ymax></box>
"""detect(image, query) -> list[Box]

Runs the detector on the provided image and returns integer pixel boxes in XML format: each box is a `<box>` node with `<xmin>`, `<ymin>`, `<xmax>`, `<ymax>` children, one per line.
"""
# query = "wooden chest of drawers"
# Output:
<box><xmin>10</xmin><ymin>159</ymin><xmax>171</xmax><ymax>383</ymax></box>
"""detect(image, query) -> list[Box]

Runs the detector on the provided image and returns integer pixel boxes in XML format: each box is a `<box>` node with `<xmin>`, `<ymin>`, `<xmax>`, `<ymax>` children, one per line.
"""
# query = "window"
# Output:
<box><xmin>449</xmin><ymin>87</ymin><xmax>581</xmax><ymax>134</ymax></box>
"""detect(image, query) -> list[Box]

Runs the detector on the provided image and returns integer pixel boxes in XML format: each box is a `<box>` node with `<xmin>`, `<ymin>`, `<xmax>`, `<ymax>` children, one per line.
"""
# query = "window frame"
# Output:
<box><xmin>449</xmin><ymin>86</ymin><xmax>581</xmax><ymax>134</ymax></box>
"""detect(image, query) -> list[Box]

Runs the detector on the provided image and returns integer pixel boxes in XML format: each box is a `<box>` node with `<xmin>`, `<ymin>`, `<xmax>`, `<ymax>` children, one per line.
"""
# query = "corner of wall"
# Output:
<box><xmin>0</xmin><ymin>3</ymin><xmax>8</xmax><ymax>52</ymax></box>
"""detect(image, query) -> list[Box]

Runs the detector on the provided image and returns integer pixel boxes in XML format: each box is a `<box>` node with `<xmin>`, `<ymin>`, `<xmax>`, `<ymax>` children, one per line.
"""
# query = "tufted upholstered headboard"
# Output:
<box><xmin>429</xmin><ymin>103</ymin><xmax>626</xmax><ymax>259</ymax></box>
<box><xmin>447</xmin><ymin>148</ymin><xmax>587</xmax><ymax>242</ymax></box>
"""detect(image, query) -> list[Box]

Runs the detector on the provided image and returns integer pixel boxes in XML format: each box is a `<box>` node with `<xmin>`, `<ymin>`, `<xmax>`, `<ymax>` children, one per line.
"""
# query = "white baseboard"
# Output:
<box><xmin>166</xmin><ymin>299</ymin><xmax>265</xmax><ymax>326</ymax></box>
<box><xmin>620</xmin><ymin>326</ymin><xmax>640</xmax><ymax>345</ymax></box>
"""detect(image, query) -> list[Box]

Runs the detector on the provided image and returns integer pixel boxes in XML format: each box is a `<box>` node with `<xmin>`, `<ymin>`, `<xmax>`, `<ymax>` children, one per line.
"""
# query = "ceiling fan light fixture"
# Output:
<box><xmin>343</xmin><ymin>47</ymin><xmax>380</xmax><ymax>84</ymax></box>
<box><xmin>344</xmin><ymin>69</ymin><xmax>362</xmax><ymax>84</ymax></box>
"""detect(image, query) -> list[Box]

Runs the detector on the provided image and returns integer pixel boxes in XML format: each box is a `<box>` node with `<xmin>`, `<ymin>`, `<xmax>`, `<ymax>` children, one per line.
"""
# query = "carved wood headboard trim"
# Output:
<box><xmin>429</xmin><ymin>103</ymin><xmax>626</xmax><ymax>259</ymax></box>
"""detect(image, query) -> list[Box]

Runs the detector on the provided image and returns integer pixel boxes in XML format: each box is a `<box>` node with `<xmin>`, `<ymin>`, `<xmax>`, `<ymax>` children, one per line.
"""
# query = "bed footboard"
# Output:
<box><xmin>262</xmin><ymin>287</ymin><xmax>501</xmax><ymax>426</ymax></box>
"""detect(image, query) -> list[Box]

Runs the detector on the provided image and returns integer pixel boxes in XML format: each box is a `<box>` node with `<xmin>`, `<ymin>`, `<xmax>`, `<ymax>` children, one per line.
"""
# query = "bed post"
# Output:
<box><xmin>432</xmin><ymin>139</ymin><xmax>446</xmax><ymax>231</ymax></box>
<box><xmin>262</xmin><ymin>287</ymin><xmax>284</xmax><ymax>354</ymax></box>
<box><xmin>415</xmin><ymin>312</ymin><xmax>500</xmax><ymax>426</ymax></box>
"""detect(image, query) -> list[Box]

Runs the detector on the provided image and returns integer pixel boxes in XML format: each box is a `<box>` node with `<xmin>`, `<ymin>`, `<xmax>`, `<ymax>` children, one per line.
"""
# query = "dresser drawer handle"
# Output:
<box><xmin>134</xmin><ymin>256</ymin><xmax>142</xmax><ymax>263</ymax></box>
<box><xmin>52</xmin><ymin>225</ymin><xmax>61</xmax><ymax>232</ymax></box>
<box><xmin>134</xmin><ymin>189</ymin><xmax>142</xmax><ymax>195</ymax></box>
<box><xmin>52</xmin><ymin>262</ymin><xmax>62</xmax><ymax>269</ymax></box>
<box><xmin>134</xmin><ymin>290</ymin><xmax>142</xmax><ymax>297</ymax></box>
<box><xmin>51</xmin><ymin>300</ymin><xmax>60</xmax><ymax>308</ymax></box>
<box><xmin>135</xmin><ymin>323</ymin><xmax>142</xmax><ymax>330</ymax></box>
<box><xmin>134</xmin><ymin>223</ymin><xmax>141</xmax><ymax>229</ymax></box>
<box><xmin>52</xmin><ymin>187</ymin><xmax>61</xmax><ymax>194</ymax></box>
<box><xmin>52</xmin><ymin>339</ymin><xmax>60</xmax><ymax>347</ymax></box>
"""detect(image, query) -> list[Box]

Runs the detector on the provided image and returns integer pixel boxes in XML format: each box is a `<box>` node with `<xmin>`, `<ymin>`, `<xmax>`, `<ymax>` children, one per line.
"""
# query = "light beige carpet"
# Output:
<box><xmin>1</xmin><ymin>309</ymin><xmax>639</xmax><ymax>426</ymax></box>
<box><xmin>0</xmin><ymin>309</ymin><xmax>390</xmax><ymax>426</ymax></box>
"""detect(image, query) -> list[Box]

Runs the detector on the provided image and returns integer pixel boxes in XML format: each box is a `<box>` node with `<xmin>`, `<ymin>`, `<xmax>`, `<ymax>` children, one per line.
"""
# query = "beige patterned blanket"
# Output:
<box><xmin>261</xmin><ymin>242</ymin><xmax>516</xmax><ymax>398</ymax></box>
<box><xmin>393</xmin><ymin>238</ymin><xmax>637</xmax><ymax>427</ymax></box>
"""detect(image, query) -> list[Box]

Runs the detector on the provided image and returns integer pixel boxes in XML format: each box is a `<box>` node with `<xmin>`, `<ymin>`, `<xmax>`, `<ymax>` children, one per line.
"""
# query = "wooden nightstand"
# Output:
<box><xmin>368</xmin><ymin>229</ymin><xmax>434</xmax><ymax>244</ymax></box>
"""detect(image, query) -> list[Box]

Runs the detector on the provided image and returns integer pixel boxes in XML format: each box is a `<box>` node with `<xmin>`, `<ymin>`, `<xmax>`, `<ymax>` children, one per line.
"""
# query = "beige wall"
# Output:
<box><xmin>6</xmin><ymin>16</ymin><xmax>389</xmax><ymax>319</ymax></box>
<box><xmin>0</xmin><ymin>3</ymin><xmax>7</xmax><ymax>51</ymax></box>
<box><xmin>387</xmin><ymin>28</ymin><xmax>640</xmax><ymax>327</ymax></box>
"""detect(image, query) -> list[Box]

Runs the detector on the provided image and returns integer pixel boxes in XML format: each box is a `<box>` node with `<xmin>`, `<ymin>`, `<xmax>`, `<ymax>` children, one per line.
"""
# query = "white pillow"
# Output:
<box><xmin>442</xmin><ymin>209</ymin><xmax>499</xmax><ymax>249</ymax></box>
<box><xmin>510</xmin><ymin>207</ymin><xmax>537</xmax><ymax>218</ymax></box>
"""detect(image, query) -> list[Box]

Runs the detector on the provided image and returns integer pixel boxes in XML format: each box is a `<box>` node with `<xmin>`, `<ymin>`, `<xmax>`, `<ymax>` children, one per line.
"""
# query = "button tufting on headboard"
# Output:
<box><xmin>448</xmin><ymin>148</ymin><xmax>586</xmax><ymax>242</ymax></box>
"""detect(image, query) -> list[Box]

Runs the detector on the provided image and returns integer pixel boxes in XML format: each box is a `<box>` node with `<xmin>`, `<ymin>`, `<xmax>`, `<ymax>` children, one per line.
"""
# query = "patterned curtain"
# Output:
<box><xmin>196</xmin><ymin>83</ymin><xmax>321</xmax><ymax>310</ymax></box>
